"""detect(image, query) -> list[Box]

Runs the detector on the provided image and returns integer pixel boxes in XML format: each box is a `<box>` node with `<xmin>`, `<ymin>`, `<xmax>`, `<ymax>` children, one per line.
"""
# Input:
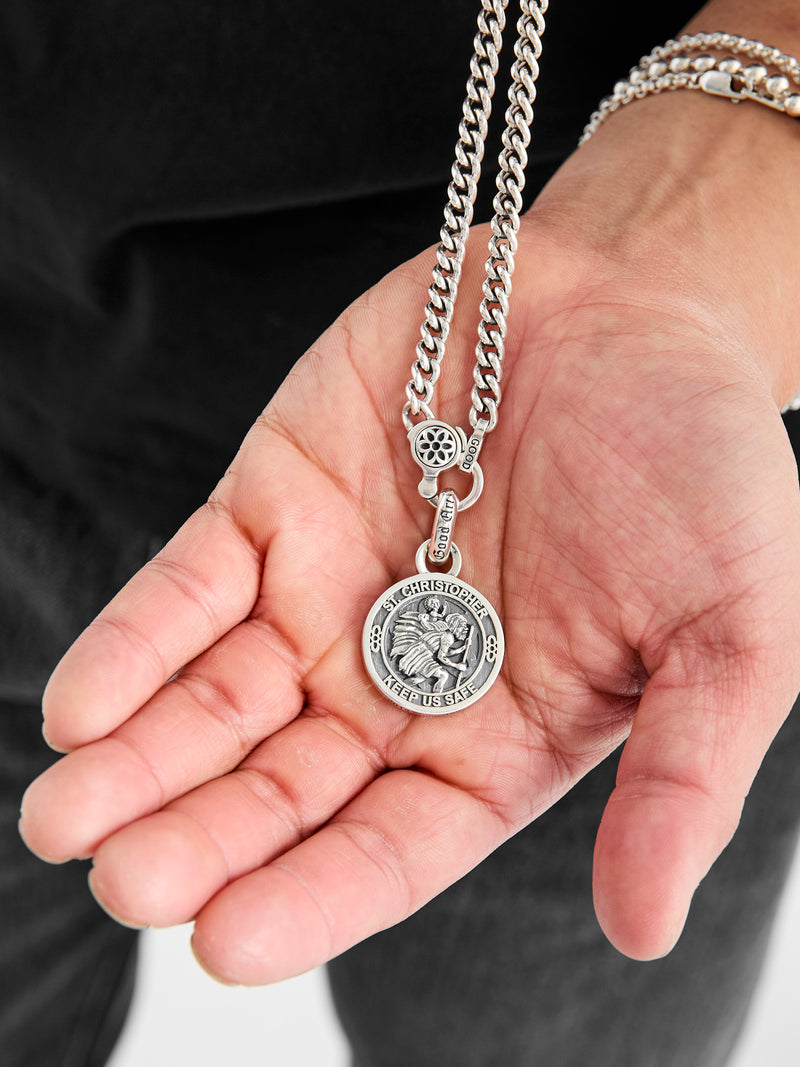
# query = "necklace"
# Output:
<box><xmin>363</xmin><ymin>0</ymin><xmax>548</xmax><ymax>714</ymax></box>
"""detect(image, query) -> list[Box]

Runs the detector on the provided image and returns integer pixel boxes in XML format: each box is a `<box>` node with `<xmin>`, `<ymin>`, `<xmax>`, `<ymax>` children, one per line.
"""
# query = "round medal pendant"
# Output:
<box><xmin>363</xmin><ymin>573</ymin><xmax>504</xmax><ymax>714</ymax></box>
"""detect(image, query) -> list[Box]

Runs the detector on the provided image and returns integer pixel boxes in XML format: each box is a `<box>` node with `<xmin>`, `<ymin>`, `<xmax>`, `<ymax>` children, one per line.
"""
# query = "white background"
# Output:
<box><xmin>108</xmin><ymin>843</ymin><xmax>800</xmax><ymax>1067</ymax></box>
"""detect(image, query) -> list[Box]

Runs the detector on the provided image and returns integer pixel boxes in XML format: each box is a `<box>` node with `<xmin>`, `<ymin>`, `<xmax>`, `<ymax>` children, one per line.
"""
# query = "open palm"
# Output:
<box><xmin>20</xmin><ymin>203</ymin><xmax>800</xmax><ymax>983</ymax></box>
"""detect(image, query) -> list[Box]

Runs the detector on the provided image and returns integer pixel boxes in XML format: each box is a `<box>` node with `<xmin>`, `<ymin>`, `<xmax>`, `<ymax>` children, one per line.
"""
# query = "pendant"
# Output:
<box><xmin>362</xmin><ymin>571</ymin><xmax>504</xmax><ymax>715</ymax></box>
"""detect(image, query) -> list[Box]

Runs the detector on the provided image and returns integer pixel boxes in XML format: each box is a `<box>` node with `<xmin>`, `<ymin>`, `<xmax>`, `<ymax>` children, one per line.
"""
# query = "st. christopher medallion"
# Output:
<box><xmin>363</xmin><ymin>573</ymin><xmax>504</xmax><ymax>714</ymax></box>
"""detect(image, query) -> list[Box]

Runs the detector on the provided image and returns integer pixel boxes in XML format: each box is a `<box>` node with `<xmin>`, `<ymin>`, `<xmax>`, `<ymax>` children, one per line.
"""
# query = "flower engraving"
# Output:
<box><xmin>414</xmin><ymin>426</ymin><xmax>458</xmax><ymax>468</ymax></box>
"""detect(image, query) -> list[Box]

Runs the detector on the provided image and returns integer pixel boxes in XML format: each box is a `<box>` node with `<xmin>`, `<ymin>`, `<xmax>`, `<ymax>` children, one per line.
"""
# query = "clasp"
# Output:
<box><xmin>408</xmin><ymin>420</ymin><xmax>465</xmax><ymax>499</ymax></box>
<box><xmin>698</xmin><ymin>69</ymin><xmax>787</xmax><ymax>111</ymax></box>
<box><xmin>408</xmin><ymin>419</ymin><xmax>484</xmax><ymax>511</ymax></box>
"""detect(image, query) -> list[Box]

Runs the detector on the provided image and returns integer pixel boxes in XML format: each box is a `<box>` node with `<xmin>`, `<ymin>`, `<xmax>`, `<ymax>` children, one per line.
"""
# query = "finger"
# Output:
<box><xmin>190</xmin><ymin>768</ymin><xmax>508</xmax><ymax>986</ymax></box>
<box><xmin>592</xmin><ymin>638</ymin><xmax>797</xmax><ymax>961</ymax></box>
<box><xmin>42</xmin><ymin>501</ymin><xmax>262</xmax><ymax>751</ymax></box>
<box><xmin>86</xmin><ymin>668</ymin><xmax>604</xmax><ymax>933</ymax></box>
<box><xmin>86</xmin><ymin>706</ymin><xmax>387</xmax><ymax>928</ymax></box>
<box><xmin>75</xmin><ymin>633</ymin><xmax>407</xmax><ymax>923</ymax></box>
<box><xmin>21</xmin><ymin>618</ymin><xmax>303</xmax><ymax>862</ymax></box>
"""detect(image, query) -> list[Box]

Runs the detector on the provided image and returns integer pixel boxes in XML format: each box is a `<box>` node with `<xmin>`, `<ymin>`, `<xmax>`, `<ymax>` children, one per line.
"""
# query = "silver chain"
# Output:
<box><xmin>403</xmin><ymin>0</ymin><xmax>548</xmax><ymax>438</ymax></box>
<box><xmin>362</xmin><ymin>1</ymin><xmax>546</xmax><ymax>710</ymax></box>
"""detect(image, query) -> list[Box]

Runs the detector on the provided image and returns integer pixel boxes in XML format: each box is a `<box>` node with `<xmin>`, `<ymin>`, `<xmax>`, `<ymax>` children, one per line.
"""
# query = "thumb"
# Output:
<box><xmin>592</xmin><ymin>637</ymin><xmax>797</xmax><ymax>960</ymax></box>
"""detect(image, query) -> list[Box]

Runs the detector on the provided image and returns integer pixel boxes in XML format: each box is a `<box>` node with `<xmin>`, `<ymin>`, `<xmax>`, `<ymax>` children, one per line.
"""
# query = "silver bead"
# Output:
<box><xmin>784</xmin><ymin>93</ymin><xmax>800</xmax><ymax>117</ymax></box>
<box><xmin>648</xmin><ymin>61</ymin><xmax>668</xmax><ymax>77</ymax></box>
<box><xmin>613</xmin><ymin>80</ymin><xmax>630</xmax><ymax>98</ymax></box>
<box><xmin>765</xmin><ymin>74</ymin><xmax>791</xmax><ymax>96</ymax></box>
<box><xmin>669</xmin><ymin>55</ymin><xmax>691</xmax><ymax>73</ymax></box>
<box><xmin>692</xmin><ymin>55</ymin><xmax>716</xmax><ymax>72</ymax></box>
<box><xmin>718</xmin><ymin>57</ymin><xmax>742</xmax><ymax>74</ymax></box>
<box><xmin>742</xmin><ymin>63</ymin><xmax>768</xmax><ymax>84</ymax></box>
<box><xmin>629</xmin><ymin>68</ymin><xmax>646</xmax><ymax>84</ymax></box>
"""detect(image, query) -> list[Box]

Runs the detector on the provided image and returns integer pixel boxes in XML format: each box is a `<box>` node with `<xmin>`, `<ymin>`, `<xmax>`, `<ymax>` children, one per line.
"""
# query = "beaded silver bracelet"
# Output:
<box><xmin>581</xmin><ymin>31</ymin><xmax>800</xmax><ymax>413</ymax></box>
<box><xmin>580</xmin><ymin>32</ymin><xmax>800</xmax><ymax>144</ymax></box>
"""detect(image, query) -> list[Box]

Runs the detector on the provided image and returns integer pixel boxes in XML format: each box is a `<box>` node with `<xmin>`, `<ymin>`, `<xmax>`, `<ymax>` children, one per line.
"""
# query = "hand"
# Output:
<box><xmin>20</xmin><ymin>91</ymin><xmax>800</xmax><ymax>984</ymax></box>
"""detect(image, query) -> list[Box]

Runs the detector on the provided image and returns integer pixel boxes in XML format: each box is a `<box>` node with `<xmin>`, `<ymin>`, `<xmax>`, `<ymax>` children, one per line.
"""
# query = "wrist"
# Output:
<box><xmin>682</xmin><ymin>0</ymin><xmax>800</xmax><ymax>56</ymax></box>
<box><xmin>531</xmin><ymin>17</ymin><xmax>800</xmax><ymax>408</ymax></box>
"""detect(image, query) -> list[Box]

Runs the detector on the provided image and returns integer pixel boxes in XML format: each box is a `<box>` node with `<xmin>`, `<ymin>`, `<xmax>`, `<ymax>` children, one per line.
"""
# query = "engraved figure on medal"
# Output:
<box><xmin>392</xmin><ymin>597</ymin><xmax>469</xmax><ymax>693</ymax></box>
<box><xmin>363</xmin><ymin>576</ymin><xmax>504</xmax><ymax>715</ymax></box>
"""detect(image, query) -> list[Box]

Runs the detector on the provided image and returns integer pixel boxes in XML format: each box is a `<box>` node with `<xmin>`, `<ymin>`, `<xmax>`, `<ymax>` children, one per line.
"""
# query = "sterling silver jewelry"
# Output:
<box><xmin>362</xmin><ymin>0</ymin><xmax>548</xmax><ymax>714</ymax></box>
<box><xmin>580</xmin><ymin>32</ymin><xmax>800</xmax><ymax>144</ymax></box>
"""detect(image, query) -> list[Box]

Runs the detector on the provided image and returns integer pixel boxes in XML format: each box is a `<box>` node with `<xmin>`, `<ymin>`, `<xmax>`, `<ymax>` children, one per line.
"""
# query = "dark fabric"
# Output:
<box><xmin>0</xmin><ymin>696</ymin><xmax>139</xmax><ymax>1067</ymax></box>
<box><xmin>0</xmin><ymin>466</ymin><xmax>153</xmax><ymax>1065</ymax></box>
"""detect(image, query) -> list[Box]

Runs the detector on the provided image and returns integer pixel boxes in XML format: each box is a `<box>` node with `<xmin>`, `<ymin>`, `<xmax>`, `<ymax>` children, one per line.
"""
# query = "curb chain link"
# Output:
<box><xmin>403</xmin><ymin>0</ymin><xmax>548</xmax><ymax>440</ymax></box>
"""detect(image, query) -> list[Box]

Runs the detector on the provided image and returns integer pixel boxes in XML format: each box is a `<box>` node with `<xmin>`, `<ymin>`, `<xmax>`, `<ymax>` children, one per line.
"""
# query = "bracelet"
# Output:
<box><xmin>580</xmin><ymin>32</ymin><xmax>800</xmax><ymax>143</ymax></box>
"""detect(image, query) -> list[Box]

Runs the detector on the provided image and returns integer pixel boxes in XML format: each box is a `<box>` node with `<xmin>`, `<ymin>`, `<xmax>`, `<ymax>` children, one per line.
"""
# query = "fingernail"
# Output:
<box><xmin>656</xmin><ymin>907</ymin><xmax>690</xmax><ymax>959</ymax></box>
<box><xmin>41</xmin><ymin>721</ymin><xmax>68</xmax><ymax>754</ymax></box>
<box><xmin>88</xmin><ymin>868</ymin><xmax>148</xmax><ymax>930</ymax></box>
<box><xmin>191</xmin><ymin>935</ymin><xmax>240</xmax><ymax>987</ymax></box>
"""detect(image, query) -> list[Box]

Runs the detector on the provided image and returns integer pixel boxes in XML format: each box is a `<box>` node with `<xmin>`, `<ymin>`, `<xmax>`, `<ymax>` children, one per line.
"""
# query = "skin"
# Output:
<box><xmin>19</xmin><ymin>1</ymin><xmax>800</xmax><ymax>985</ymax></box>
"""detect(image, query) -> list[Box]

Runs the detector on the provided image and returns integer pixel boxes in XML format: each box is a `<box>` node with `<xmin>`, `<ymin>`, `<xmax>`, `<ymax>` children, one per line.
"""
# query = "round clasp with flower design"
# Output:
<box><xmin>408</xmin><ymin>420</ymin><xmax>465</xmax><ymax>500</ymax></box>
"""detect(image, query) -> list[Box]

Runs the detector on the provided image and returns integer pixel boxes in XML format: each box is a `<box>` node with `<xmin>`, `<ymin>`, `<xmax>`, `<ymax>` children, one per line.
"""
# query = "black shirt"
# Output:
<box><xmin>0</xmin><ymin>1</ymin><xmax>700</xmax><ymax>537</ymax></box>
